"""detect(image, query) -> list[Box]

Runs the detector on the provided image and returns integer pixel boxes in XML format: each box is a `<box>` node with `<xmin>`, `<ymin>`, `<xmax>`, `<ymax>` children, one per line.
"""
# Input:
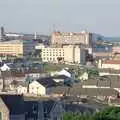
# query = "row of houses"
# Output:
<box><xmin>9</xmin><ymin>75</ymin><xmax>120</xmax><ymax>99</ymax></box>
<box><xmin>10</xmin><ymin>74</ymin><xmax>72</xmax><ymax>95</ymax></box>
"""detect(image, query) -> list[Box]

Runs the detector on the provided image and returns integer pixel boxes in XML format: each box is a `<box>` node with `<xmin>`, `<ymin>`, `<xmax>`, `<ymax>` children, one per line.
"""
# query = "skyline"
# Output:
<box><xmin>0</xmin><ymin>0</ymin><xmax>120</xmax><ymax>36</ymax></box>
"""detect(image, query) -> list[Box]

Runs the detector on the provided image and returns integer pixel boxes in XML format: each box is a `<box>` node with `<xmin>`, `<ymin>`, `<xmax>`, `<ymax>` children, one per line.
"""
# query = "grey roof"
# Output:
<box><xmin>70</xmin><ymin>87</ymin><xmax>118</xmax><ymax>96</ymax></box>
<box><xmin>98</xmin><ymin>80</ymin><xmax>110</xmax><ymax>87</ymax></box>
<box><xmin>10</xmin><ymin>80</ymin><xmax>27</xmax><ymax>87</ymax></box>
<box><xmin>50</xmin><ymin>86</ymin><xmax>69</xmax><ymax>94</ymax></box>
<box><xmin>83</xmin><ymin>76</ymin><xmax>120</xmax><ymax>88</ymax></box>
<box><xmin>111</xmin><ymin>79</ymin><xmax>120</xmax><ymax>88</ymax></box>
<box><xmin>83</xmin><ymin>79</ymin><xmax>97</xmax><ymax>86</ymax></box>
<box><xmin>0</xmin><ymin>94</ymin><xmax>24</xmax><ymax>115</ymax></box>
<box><xmin>37</xmin><ymin>77</ymin><xmax>56</xmax><ymax>88</ymax></box>
<box><xmin>50</xmin><ymin>84</ymin><xmax>118</xmax><ymax>96</ymax></box>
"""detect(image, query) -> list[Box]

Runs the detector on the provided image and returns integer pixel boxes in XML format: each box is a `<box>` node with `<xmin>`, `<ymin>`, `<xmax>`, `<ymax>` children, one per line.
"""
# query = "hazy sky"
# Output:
<box><xmin>0</xmin><ymin>0</ymin><xmax>120</xmax><ymax>36</ymax></box>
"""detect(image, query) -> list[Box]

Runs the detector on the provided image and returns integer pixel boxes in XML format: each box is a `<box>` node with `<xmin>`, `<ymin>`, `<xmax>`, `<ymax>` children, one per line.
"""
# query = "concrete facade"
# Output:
<box><xmin>51</xmin><ymin>31</ymin><xmax>92</xmax><ymax>47</ymax></box>
<box><xmin>0</xmin><ymin>40</ymin><xmax>35</xmax><ymax>57</ymax></box>
<box><xmin>41</xmin><ymin>45</ymin><xmax>86</xmax><ymax>64</ymax></box>
<box><xmin>98</xmin><ymin>60</ymin><xmax>120</xmax><ymax>70</ymax></box>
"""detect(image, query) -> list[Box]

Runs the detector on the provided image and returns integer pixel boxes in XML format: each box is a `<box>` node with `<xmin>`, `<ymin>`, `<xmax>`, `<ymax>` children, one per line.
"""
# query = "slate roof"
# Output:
<box><xmin>50</xmin><ymin>84</ymin><xmax>118</xmax><ymax>96</ymax></box>
<box><xmin>36</xmin><ymin>77</ymin><xmax>56</xmax><ymax>88</ymax></box>
<box><xmin>83</xmin><ymin>79</ymin><xmax>97</xmax><ymax>86</ymax></box>
<box><xmin>70</xmin><ymin>87</ymin><xmax>118</xmax><ymax>96</ymax></box>
<box><xmin>0</xmin><ymin>94</ymin><xmax>24</xmax><ymax>115</ymax></box>
<box><xmin>83</xmin><ymin>76</ymin><xmax>120</xmax><ymax>88</ymax></box>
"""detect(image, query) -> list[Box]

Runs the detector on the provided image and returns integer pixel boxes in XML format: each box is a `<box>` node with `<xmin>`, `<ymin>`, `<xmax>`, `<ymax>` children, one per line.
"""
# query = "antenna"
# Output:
<box><xmin>0</xmin><ymin>26</ymin><xmax>5</xmax><ymax>41</ymax></box>
<box><xmin>34</xmin><ymin>32</ymin><xmax>37</xmax><ymax>39</ymax></box>
<box><xmin>53</xmin><ymin>24</ymin><xmax>56</xmax><ymax>32</ymax></box>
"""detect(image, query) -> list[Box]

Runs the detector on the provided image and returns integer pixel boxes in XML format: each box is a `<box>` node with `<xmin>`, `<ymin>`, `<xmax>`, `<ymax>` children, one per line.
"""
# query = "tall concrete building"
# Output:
<box><xmin>0</xmin><ymin>40</ymin><xmax>35</xmax><ymax>57</ymax></box>
<box><xmin>41</xmin><ymin>45</ymin><xmax>87</xmax><ymax>64</ymax></box>
<box><xmin>51</xmin><ymin>31</ymin><xmax>92</xmax><ymax>47</ymax></box>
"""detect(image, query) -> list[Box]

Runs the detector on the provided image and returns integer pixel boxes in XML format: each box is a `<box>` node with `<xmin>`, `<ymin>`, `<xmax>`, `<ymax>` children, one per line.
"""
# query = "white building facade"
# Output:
<box><xmin>41</xmin><ymin>45</ymin><xmax>87</xmax><ymax>64</ymax></box>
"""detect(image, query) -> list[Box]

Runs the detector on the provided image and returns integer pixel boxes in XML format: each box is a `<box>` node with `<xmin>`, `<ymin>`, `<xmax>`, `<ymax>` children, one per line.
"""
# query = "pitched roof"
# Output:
<box><xmin>58</xmin><ymin>69</ymin><xmax>71</xmax><ymax>78</ymax></box>
<box><xmin>50</xmin><ymin>84</ymin><xmax>118</xmax><ymax>96</ymax></box>
<box><xmin>0</xmin><ymin>94</ymin><xmax>24</xmax><ymax>115</ymax></box>
<box><xmin>70</xmin><ymin>87</ymin><xmax>118</xmax><ymax>96</ymax></box>
<box><xmin>83</xmin><ymin>79</ymin><xmax>97</xmax><ymax>86</ymax></box>
<box><xmin>1</xmin><ymin>64</ymin><xmax>10</xmax><ymax>71</ymax></box>
<box><xmin>53</xmin><ymin>75</ymin><xmax>70</xmax><ymax>79</ymax></box>
<box><xmin>36</xmin><ymin>77</ymin><xmax>56</xmax><ymax>88</ymax></box>
<box><xmin>83</xmin><ymin>76</ymin><xmax>120</xmax><ymax>88</ymax></box>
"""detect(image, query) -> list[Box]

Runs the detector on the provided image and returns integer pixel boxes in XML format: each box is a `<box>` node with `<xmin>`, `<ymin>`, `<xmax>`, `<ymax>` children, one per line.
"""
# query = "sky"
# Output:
<box><xmin>0</xmin><ymin>0</ymin><xmax>120</xmax><ymax>36</ymax></box>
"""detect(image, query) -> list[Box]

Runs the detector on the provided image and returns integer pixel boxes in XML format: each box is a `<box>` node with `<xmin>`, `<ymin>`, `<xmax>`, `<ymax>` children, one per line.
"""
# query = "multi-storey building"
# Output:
<box><xmin>0</xmin><ymin>40</ymin><xmax>35</xmax><ymax>57</ymax></box>
<box><xmin>41</xmin><ymin>45</ymin><xmax>87</xmax><ymax>64</ymax></box>
<box><xmin>51</xmin><ymin>31</ymin><xmax>92</xmax><ymax>47</ymax></box>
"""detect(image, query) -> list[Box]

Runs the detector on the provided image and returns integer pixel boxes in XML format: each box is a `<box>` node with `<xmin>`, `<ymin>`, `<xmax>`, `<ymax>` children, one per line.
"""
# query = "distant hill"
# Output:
<box><xmin>104</xmin><ymin>37</ymin><xmax>120</xmax><ymax>42</ymax></box>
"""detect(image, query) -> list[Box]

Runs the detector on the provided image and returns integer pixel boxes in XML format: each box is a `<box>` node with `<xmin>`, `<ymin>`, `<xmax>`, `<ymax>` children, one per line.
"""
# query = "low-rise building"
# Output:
<box><xmin>17</xmin><ymin>85</ymin><xmax>28</xmax><ymax>94</ymax></box>
<box><xmin>29</xmin><ymin>77</ymin><xmax>56</xmax><ymax>95</ymax></box>
<box><xmin>98</xmin><ymin>60</ymin><xmax>120</xmax><ymax>70</ymax></box>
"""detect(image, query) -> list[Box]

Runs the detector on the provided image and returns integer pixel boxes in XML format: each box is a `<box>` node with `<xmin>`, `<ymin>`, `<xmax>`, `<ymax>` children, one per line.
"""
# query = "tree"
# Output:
<box><xmin>63</xmin><ymin>107</ymin><xmax>120</xmax><ymax>120</ymax></box>
<box><xmin>93</xmin><ymin>107</ymin><xmax>120</xmax><ymax>120</ymax></box>
<box><xmin>88</xmin><ymin>69</ymin><xmax>99</xmax><ymax>78</ymax></box>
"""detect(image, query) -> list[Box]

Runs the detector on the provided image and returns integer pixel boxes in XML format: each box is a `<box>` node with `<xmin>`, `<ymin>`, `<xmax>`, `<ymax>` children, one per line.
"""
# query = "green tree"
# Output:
<box><xmin>63</xmin><ymin>107</ymin><xmax>120</xmax><ymax>120</ymax></box>
<box><xmin>88</xmin><ymin>69</ymin><xmax>99</xmax><ymax>78</ymax></box>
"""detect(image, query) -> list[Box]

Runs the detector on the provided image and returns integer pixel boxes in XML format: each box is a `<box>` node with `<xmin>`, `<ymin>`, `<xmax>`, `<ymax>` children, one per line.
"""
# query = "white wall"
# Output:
<box><xmin>29</xmin><ymin>81</ymin><xmax>46</xmax><ymax>95</ymax></box>
<box><xmin>102</xmin><ymin>64</ymin><xmax>120</xmax><ymax>70</ymax></box>
<box><xmin>17</xmin><ymin>86</ymin><xmax>27</xmax><ymax>94</ymax></box>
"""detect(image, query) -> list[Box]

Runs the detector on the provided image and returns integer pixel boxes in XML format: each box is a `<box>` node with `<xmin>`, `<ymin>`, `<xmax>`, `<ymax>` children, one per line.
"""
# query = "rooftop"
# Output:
<box><xmin>36</xmin><ymin>77</ymin><xmax>57</xmax><ymax>88</ymax></box>
<box><xmin>103</xmin><ymin>60</ymin><xmax>120</xmax><ymax>64</ymax></box>
<box><xmin>0</xmin><ymin>40</ymin><xmax>34</xmax><ymax>44</ymax></box>
<box><xmin>50</xmin><ymin>84</ymin><xmax>118</xmax><ymax>96</ymax></box>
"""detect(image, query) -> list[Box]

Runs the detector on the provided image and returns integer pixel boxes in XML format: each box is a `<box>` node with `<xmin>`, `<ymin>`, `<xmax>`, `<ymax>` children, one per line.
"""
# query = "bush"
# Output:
<box><xmin>63</xmin><ymin>107</ymin><xmax>120</xmax><ymax>120</ymax></box>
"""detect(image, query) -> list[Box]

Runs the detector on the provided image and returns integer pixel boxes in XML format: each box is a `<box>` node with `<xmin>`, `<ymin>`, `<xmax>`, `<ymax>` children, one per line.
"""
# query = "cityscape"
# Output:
<box><xmin>1</xmin><ymin>1</ymin><xmax>120</xmax><ymax>120</ymax></box>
